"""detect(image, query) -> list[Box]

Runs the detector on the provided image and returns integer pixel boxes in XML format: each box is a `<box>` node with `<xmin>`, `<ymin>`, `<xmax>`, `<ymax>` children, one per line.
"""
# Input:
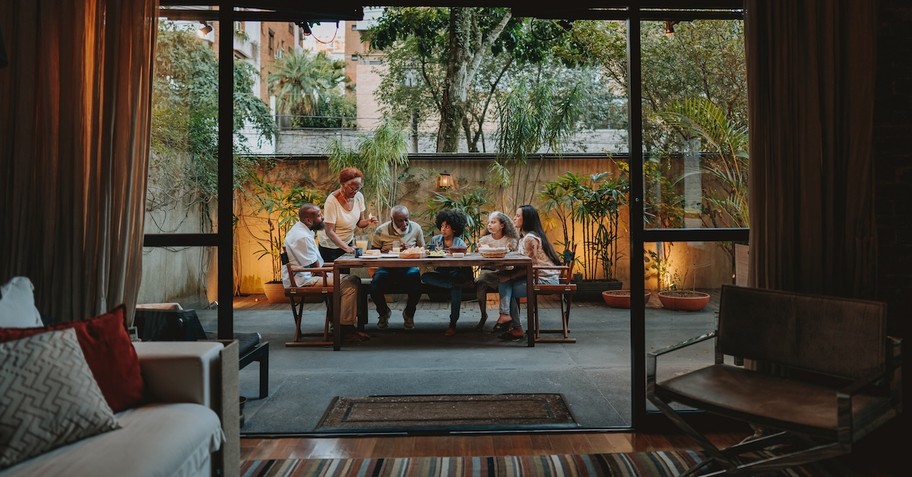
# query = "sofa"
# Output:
<box><xmin>1</xmin><ymin>278</ymin><xmax>239</xmax><ymax>477</ymax></box>
<box><xmin>0</xmin><ymin>340</ymin><xmax>239</xmax><ymax>477</ymax></box>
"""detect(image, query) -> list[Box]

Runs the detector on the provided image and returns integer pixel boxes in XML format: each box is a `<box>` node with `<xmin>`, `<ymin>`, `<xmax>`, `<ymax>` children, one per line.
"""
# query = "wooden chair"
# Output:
<box><xmin>282</xmin><ymin>247</ymin><xmax>334</xmax><ymax>347</ymax></box>
<box><xmin>530</xmin><ymin>244</ymin><xmax>577</xmax><ymax>343</ymax></box>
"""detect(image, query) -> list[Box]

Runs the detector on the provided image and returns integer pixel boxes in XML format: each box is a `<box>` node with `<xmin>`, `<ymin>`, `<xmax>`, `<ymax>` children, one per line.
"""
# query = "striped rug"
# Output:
<box><xmin>241</xmin><ymin>451</ymin><xmax>853</xmax><ymax>476</ymax></box>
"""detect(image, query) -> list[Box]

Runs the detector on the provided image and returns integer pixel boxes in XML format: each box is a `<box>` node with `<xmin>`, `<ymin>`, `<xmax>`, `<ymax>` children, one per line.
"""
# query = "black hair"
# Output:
<box><xmin>518</xmin><ymin>204</ymin><xmax>562</xmax><ymax>265</ymax></box>
<box><xmin>435</xmin><ymin>209</ymin><xmax>467</xmax><ymax>237</ymax></box>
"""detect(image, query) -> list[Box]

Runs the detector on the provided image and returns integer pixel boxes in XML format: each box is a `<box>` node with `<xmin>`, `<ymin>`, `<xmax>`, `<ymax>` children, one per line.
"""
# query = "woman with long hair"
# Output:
<box><xmin>497</xmin><ymin>205</ymin><xmax>561</xmax><ymax>341</ymax></box>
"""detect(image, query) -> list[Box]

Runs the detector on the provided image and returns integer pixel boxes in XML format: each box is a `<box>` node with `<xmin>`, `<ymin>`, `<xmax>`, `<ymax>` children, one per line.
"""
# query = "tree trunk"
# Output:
<box><xmin>436</xmin><ymin>8</ymin><xmax>512</xmax><ymax>152</ymax></box>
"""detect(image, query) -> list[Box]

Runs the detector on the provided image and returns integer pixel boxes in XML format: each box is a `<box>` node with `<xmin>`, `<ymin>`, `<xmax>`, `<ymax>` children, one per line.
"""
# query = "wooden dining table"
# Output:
<box><xmin>330</xmin><ymin>252</ymin><xmax>535</xmax><ymax>350</ymax></box>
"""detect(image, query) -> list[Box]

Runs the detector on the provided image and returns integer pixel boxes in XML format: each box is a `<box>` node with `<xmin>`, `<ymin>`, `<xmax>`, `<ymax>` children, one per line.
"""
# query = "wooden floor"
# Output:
<box><xmin>240</xmin><ymin>431</ymin><xmax>743</xmax><ymax>460</ymax></box>
<box><xmin>241</xmin><ymin>428</ymin><xmax>901</xmax><ymax>476</ymax></box>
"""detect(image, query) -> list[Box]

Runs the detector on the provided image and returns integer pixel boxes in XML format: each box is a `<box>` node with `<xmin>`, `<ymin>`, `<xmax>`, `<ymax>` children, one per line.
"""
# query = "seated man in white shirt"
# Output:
<box><xmin>282</xmin><ymin>203</ymin><xmax>366</xmax><ymax>341</ymax></box>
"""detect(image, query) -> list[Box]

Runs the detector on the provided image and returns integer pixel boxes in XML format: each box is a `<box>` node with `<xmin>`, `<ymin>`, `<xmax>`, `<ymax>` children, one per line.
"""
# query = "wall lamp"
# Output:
<box><xmin>436</xmin><ymin>172</ymin><xmax>455</xmax><ymax>190</ymax></box>
<box><xmin>197</xmin><ymin>22</ymin><xmax>213</xmax><ymax>38</ymax></box>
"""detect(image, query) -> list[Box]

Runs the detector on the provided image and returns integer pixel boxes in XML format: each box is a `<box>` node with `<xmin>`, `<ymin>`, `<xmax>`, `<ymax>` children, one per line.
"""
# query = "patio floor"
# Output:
<box><xmin>194</xmin><ymin>292</ymin><xmax>720</xmax><ymax>435</ymax></box>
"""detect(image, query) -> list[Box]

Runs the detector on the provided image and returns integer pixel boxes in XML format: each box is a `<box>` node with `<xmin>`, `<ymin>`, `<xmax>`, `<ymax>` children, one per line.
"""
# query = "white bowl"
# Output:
<box><xmin>451</xmin><ymin>252</ymin><xmax>465</xmax><ymax>258</ymax></box>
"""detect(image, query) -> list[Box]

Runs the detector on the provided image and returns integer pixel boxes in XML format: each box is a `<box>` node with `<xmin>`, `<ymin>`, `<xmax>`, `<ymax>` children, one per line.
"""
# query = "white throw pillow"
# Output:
<box><xmin>0</xmin><ymin>328</ymin><xmax>120</xmax><ymax>469</ymax></box>
<box><xmin>0</xmin><ymin>277</ymin><xmax>43</xmax><ymax>328</ymax></box>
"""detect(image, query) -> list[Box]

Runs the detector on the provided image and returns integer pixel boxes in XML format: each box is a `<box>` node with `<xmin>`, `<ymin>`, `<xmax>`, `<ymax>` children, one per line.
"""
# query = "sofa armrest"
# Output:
<box><xmin>133</xmin><ymin>341</ymin><xmax>223</xmax><ymax>407</ymax></box>
<box><xmin>133</xmin><ymin>340</ymin><xmax>240</xmax><ymax>477</ymax></box>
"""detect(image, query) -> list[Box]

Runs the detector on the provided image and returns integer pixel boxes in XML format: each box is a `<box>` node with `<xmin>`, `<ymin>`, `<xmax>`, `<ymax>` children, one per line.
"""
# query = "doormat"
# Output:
<box><xmin>315</xmin><ymin>394</ymin><xmax>578</xmax><ymax>432</ymax></box>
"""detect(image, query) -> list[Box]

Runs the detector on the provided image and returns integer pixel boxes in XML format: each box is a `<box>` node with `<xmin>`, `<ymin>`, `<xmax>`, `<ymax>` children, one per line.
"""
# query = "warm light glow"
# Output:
<box><xmin>436</xmin><ymin>172</ymin><xmax>455</xmax><ymax>190</ymax></box>
<box><xmin>664</xmin><ymin>20</ymin><xmax>676</xmax><ymax>37</ymax></box>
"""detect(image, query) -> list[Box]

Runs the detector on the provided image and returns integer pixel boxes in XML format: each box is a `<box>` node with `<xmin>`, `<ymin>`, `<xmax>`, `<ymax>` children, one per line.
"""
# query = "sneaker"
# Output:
<box><xmin>377</xmin><ymin>311</ymin><xmax>391</xmax><ymax>329</ymax></box>
<box><xmin>403</xmin><ymin>311</ymin><xmax>415</xmax><ymax>330</ymax></box>
<box><xmin>498</xmin><ymin>328</ymin><xmax>524</xmax><ymax>341</ymax></box>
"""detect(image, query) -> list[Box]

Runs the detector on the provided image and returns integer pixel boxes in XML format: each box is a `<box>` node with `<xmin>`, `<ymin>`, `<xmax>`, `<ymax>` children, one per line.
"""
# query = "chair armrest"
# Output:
<box><xmin>647</xmin><ymin>330</ymin><xmax>717</xmax><ymax>378</ymax></box>
<box><xmin>134</xmin><ymin>341</ymin><xmax>223</xmax><ymax>406</ymax></box>
<box><xmin>288</xmin><ymin>266</ymin><xmax>335</xmax><ymax>287</ymax></box>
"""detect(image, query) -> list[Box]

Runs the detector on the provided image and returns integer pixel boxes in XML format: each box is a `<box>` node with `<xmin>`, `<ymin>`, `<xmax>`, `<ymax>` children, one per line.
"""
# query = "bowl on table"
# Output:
<box><xmin>446</xmin><ymin>246</ymin><xmax>468</xmax><ymax>255</ymax></box>
<box><xmin>479</xmin><ymin>247</ymin><xmax>507</xmax><ymax>258</ymax></box>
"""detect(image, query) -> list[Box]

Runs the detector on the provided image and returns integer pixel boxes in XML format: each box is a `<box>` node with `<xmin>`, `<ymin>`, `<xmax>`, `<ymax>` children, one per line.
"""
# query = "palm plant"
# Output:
<box><xmin>268</xmin><ymin>50</ymin><xmax>353</xmax><ymax>128</ymax></box>
<box><xmin>327</xmin><ymin>119</ymin><xmax>410</xmax><ymax>217</ymax></box>
<box><xmin>425</xmin><ymin>188</ymin><xmax>491</xmax><ymax>249</ymax></box>
<box><xmin>658</xmin><ymin>97</ymin><xmax>749</xmax><ymax>228</ymax></box>
<box><xmin>247</xmin><ymin>175</ymin><xmax>325</xmax><ymax>282</ymax></box>
<box><xmin>491</xmin><ymin>72</ymin><xmax>588</xmax><ymax>209</ymax></box>
<box><xmin>541</xmin><ymin>169</ymin><xmax>628</xmax><ymax>281</ymax></box>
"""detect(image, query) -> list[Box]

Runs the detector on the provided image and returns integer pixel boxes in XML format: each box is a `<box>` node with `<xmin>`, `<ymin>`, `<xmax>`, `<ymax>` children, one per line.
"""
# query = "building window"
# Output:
<box><xmin>268</xmin><ymin>29</ymin><xmax>274</xmax><ymax>54</ymax></box>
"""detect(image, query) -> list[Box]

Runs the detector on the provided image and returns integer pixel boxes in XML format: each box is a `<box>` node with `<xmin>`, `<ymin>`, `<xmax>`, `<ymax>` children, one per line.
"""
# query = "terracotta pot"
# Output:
<box><xmin>262</xmin><ymin>281</ymin><xmax>287</xmax><ymax>304</ymax></box>
<box><xmin>657</xmin><ymin>290</ymin><xmax>710</xmax><ymax>311</ymax></box>
<box><xmin>601</xmin><ymin>290</ymin><xmax>651</xmax><ymax>309</ymax></box>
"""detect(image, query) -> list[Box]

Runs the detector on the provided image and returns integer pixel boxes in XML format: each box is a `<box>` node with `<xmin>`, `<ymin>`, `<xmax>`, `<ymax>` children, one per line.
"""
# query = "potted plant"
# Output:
<box><xmin>541</xmin><ymin>169</ymin><xmax>628</xmax><ymax>301</ymax></box>
<box><xmin>647</xmin><ymin>244</ymin><xmax>710</xmax><ymax>311</ymax></box>
<box><xmin>246</xmin><ymin>174</ymin><xmax>325</xmax><ymax>303</ymax></box>
<box><xmin>601</xmin><ymin>290</ymin><xmax>652</xmax><ymax>309</ymax></box>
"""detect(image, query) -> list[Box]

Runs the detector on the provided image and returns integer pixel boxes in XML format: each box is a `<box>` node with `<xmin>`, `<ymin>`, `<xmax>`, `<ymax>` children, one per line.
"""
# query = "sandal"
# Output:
<box><xmin>492</xmin><ymin>321</ymin><xmax>511</xmax><ymax>333</ymax></box>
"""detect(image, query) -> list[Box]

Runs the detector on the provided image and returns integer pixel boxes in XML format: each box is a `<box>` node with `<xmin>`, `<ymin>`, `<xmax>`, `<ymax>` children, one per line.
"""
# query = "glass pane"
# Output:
<box><xmin>138</xmin><ymin>246</ymin><xmax>217</xmax><ymax>309</ymax></box>
<box><xmin>149</xmin><ymin>17</ymin><xmax>222</xmax><ymax>234</ymax></box>
<box><xmin>640</xmin><ymin>19</ymin><xmax>748</xmax><ymax>229</ymax></box>
<box><xmin>644</xmin><ymin>240</ymin><xmax>737</xmax><ymax>411</ymax></box>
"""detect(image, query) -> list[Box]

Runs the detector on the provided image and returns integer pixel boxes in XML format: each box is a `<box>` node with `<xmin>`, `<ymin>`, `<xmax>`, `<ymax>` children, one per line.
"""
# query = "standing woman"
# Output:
<box><xmin>497</xmin><ymin>205</ymin><xmax>562</xmax><ymax>341</ymax></box>
<box><xmin>317</xmin><ymin>167</ymin><xmax>378</xmax><ymax>267</ymax></box>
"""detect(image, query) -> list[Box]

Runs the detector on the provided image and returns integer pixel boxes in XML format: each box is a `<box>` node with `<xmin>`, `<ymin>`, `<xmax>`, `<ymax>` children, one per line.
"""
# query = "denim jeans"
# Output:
<box><xmin>500</xmin><ymin>276</ymin><xmax>559</xmax><ymax>329</ymax></box>
<box><xmin>369</xmin><ymin>267</ymin><xmax>421</xmax><ymax>317</ymax></box>
<box><xmin>421</xmin><ymin>269</ymin><xmax>469</xmax><ymax>325</ymax></box>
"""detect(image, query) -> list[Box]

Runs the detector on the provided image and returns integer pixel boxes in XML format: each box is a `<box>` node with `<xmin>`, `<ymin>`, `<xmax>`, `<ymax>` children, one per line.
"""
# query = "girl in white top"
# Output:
<box><xmin>474</xmin><ymin>211</ymin><xmax>520</xmax><ymax>331</ymax></box>
<box><xmin>317</xmin><ymin>167</ymin><xmax>378</xmax><ymax>265</ymax></box>
<box><xmin>497</xmin><ymin>205</ymin><xmax>562</xmax><ymax>341</ymax></box>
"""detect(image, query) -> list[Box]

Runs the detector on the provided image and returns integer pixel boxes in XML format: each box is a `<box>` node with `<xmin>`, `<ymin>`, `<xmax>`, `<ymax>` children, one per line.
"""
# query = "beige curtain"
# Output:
<box><xmin>745</xmin><ymin>0</ymin><xmax>878</xmax><ymax>298</ymax></box>
<box><xmin>0</xmin><ymin>0</ymin><xmax>157</xmax><ymax>322</ymax></box>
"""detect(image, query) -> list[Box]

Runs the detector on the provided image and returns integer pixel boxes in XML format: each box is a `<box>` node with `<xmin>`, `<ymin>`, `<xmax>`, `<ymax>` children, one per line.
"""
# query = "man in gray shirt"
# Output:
<box><xmin>369</xmin><ymin>205</ymin><xmax>425</xmax><ymax>329</ymax></box>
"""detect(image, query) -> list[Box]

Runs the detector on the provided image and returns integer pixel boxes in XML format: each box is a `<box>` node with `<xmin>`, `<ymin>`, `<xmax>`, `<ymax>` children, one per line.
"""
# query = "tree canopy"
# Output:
<box><xmin>151</xmin><ymin>21</ymin><xmax>276</xmax><ymax>215</ymax></box>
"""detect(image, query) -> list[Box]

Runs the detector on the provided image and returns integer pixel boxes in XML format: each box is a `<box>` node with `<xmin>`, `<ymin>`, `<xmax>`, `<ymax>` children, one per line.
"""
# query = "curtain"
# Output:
<box><xmin>744</xmin><ymin>0</ymin><xmax>878</xmax><ymax>298</ymax></box>
<box><xmin>0</xmin><ymin>0</ymin><xmax>157</xmax><ymax>323</ymax></box>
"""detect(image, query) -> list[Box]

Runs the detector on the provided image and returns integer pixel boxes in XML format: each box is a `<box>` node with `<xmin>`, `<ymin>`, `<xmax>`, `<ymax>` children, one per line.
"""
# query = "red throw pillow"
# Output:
<box><xmin>0</xmin><ymin>304</ymin><xmax>145</xmax><ymax>412</ymax></box>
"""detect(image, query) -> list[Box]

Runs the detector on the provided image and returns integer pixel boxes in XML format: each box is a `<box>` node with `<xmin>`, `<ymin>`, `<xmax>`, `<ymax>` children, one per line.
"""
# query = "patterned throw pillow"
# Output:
<box><xmin>0</xmin><ymin>328</ymin><xmax>119</xmax><ymax>469</ymax></box>
<box><xmin>0</xmin><ymin>305</ymin><xmax>145</xmax><ymax>412</ymax></box>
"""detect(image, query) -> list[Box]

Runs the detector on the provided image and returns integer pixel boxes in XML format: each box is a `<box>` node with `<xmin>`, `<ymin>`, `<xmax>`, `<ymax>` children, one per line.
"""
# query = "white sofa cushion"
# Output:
<box><xmin>0</xmin><ymin>277</ymin><xmax>42</xmax><ymax>328</ymax></box>
<box><xmin>0</xmin><ymin>329</ymin><xmax>118</xmax><ymax>469</ymax></box>
<box><xmin>0</xmin><ymin>403</ymin><xmax>223</xmax><ymax>477</ymax></box>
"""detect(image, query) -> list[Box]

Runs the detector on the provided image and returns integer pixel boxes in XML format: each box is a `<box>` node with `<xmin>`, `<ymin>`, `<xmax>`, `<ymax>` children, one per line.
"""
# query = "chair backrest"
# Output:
<box><xmin>717</xmin><ymin>285</ymin><xmax>887</xmax><ymax>381</ymax></box>
<box><xmin>563</xmin><ymin>243</ymin><xmax>577</xmax><ymax>283</ymax></box>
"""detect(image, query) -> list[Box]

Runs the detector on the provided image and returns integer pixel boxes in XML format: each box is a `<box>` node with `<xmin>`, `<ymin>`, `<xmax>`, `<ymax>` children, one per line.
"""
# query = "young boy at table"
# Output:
<box><xmin>420</xmin><ymin>209</ymin><xmax>472</xmax><ymax>336</ymax></box>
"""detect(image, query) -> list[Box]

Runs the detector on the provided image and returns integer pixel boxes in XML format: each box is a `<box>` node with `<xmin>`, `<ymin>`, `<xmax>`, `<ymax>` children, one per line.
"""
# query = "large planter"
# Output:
<box><xmin>262</xmin><ymin>281</ymin><xmax>287</xmax><ymax>304</ymax></box>
<box><xmin>601</xmin><ymin>290</ymin><xmax>651</xmax><ymax>309</ymax></box>
<box><xmin>575</xmin><ymin>279</ymin><xmax>622</xmax><ymax>302</ymax></box>
<box><xmin>657</xmin><ymin>290</ymin><xmax>710</xmax><ymax>311</ymax></box>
